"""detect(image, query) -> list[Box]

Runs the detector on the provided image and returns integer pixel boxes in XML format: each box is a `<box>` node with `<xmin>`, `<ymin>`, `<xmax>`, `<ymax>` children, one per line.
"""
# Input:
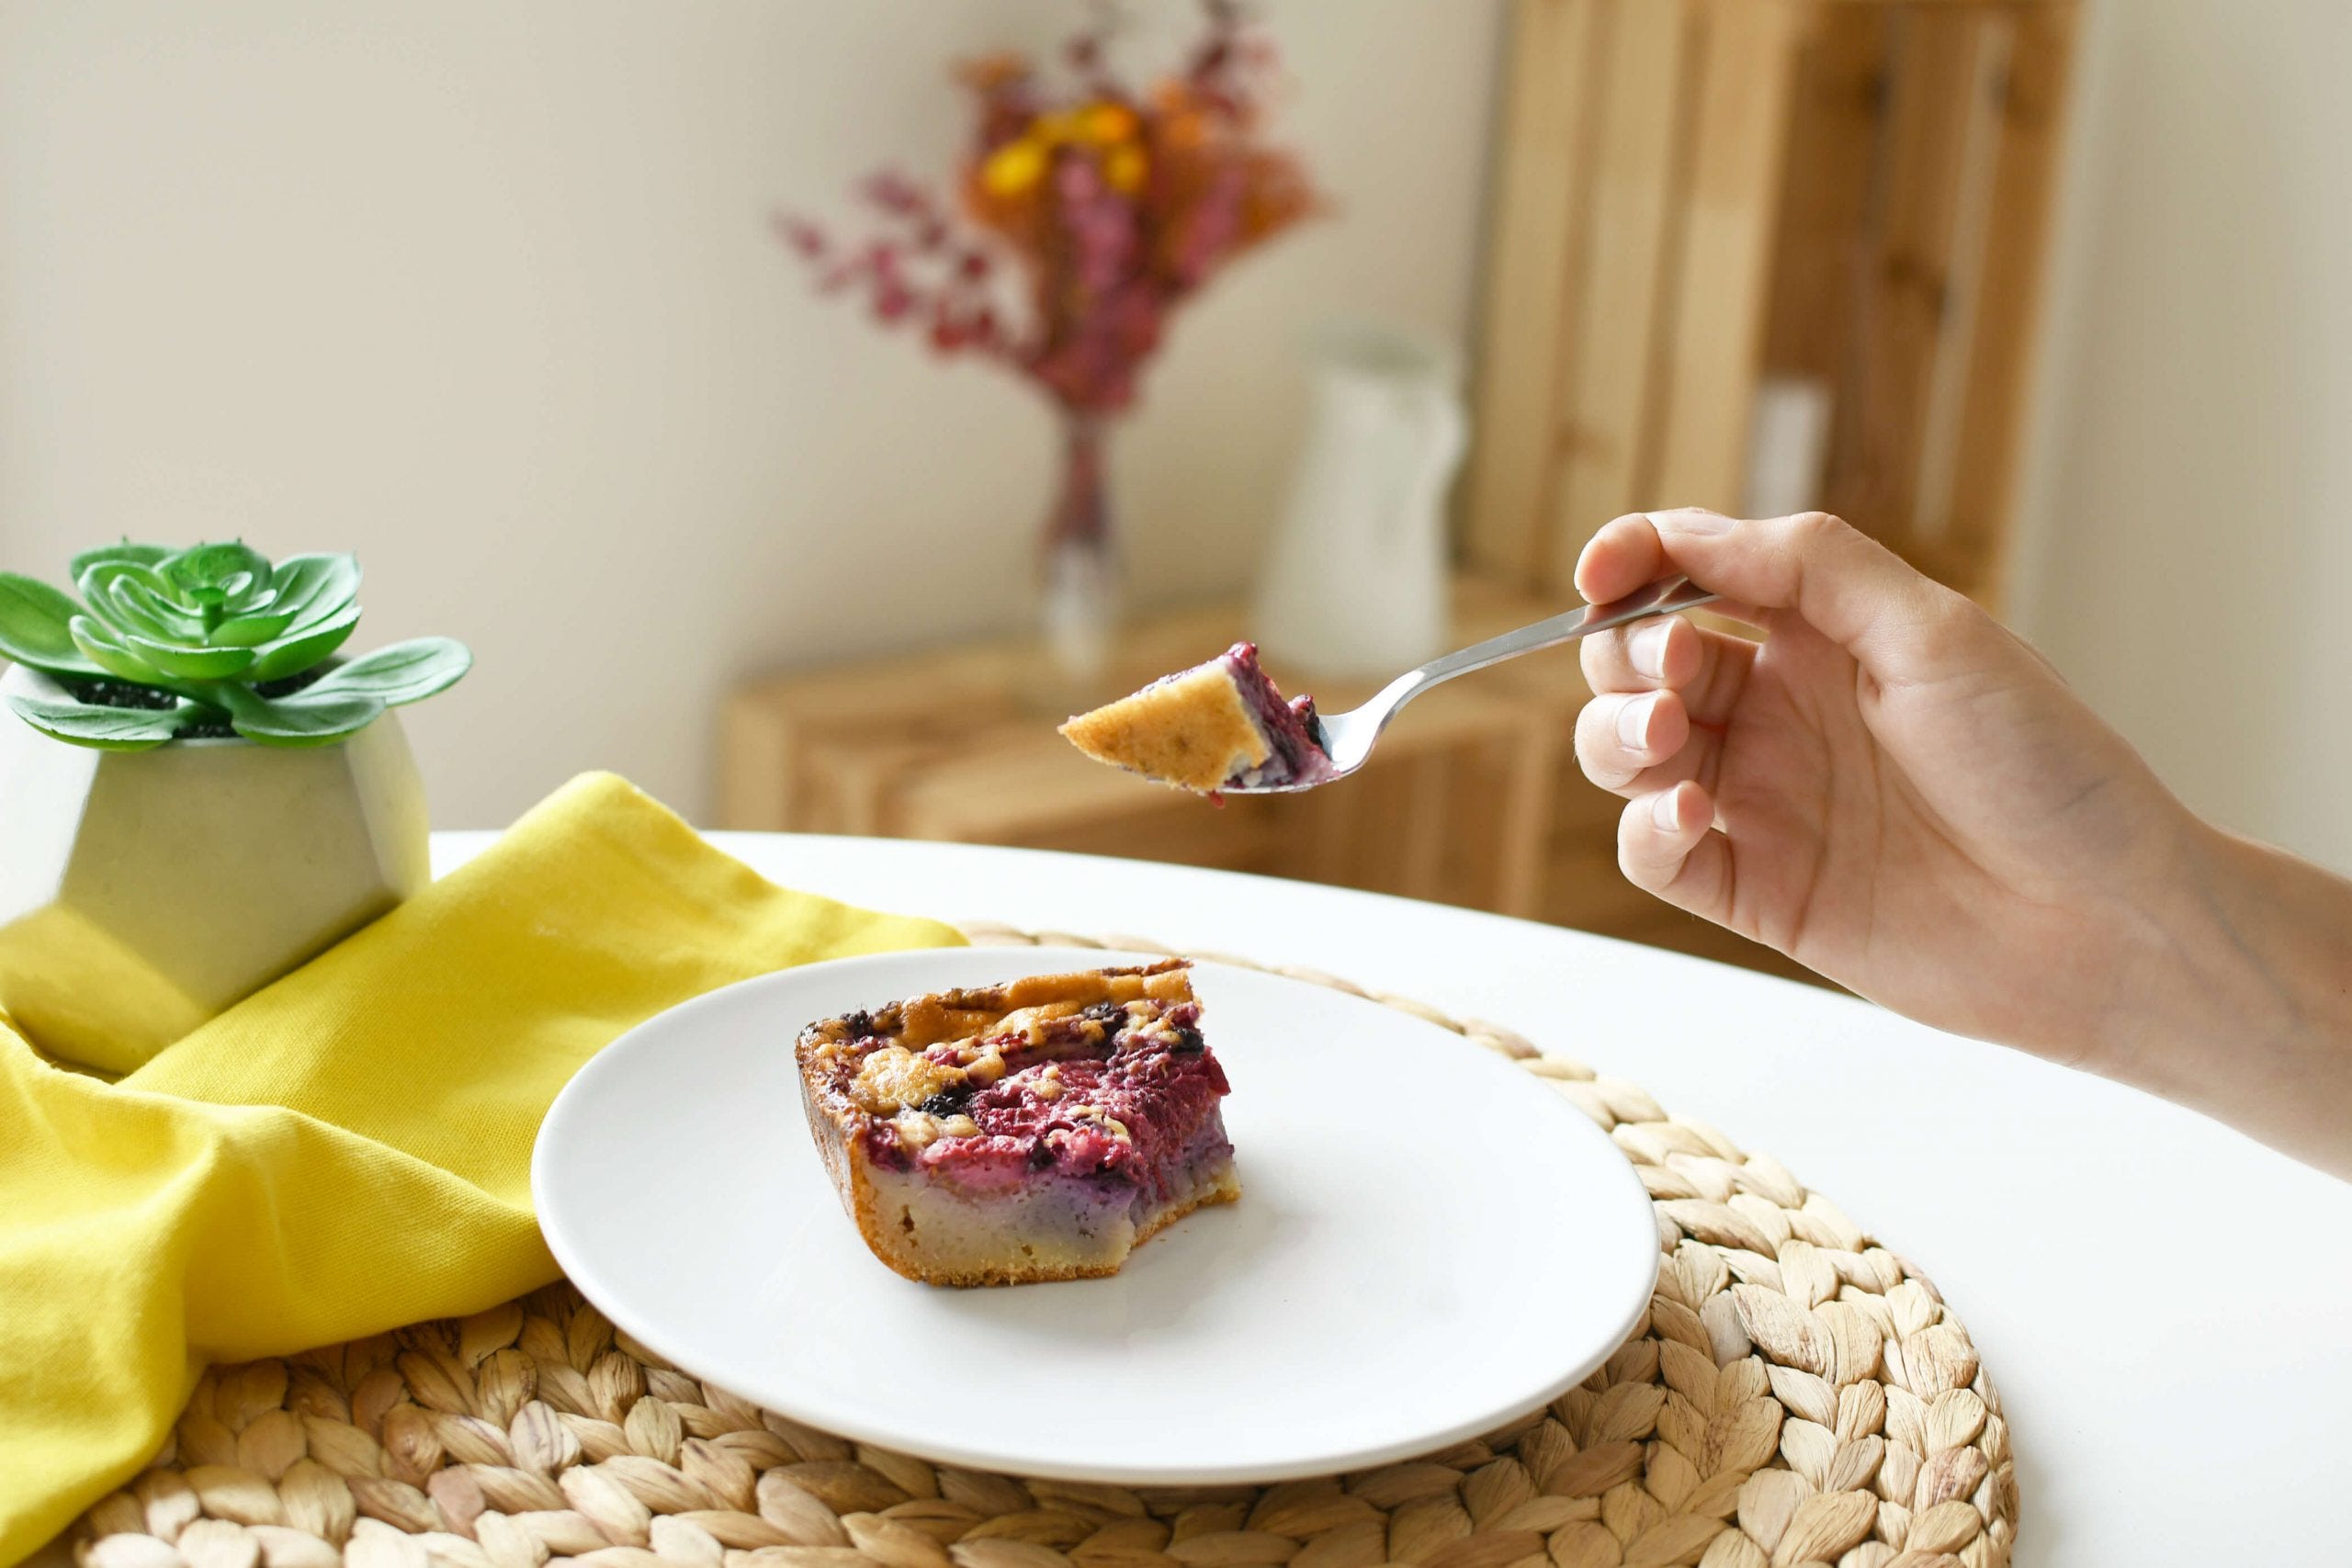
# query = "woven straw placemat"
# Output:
<box><xmin>72</xmin><ymin>926</ymin><xmax>2016</xmax><ymax>1568</ymax></box>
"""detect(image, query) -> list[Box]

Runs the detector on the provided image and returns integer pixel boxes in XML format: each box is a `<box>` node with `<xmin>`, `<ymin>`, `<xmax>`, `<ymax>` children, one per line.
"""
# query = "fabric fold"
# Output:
<box><xmin>0</xmin><ymin>772</ymin><xmax>965</xmax><ymax>1564</ymax></box>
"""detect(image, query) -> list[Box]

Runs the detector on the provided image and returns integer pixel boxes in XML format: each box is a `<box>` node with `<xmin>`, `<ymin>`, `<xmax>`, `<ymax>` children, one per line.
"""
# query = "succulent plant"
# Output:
<box><xmin>0</xmin><ymin>541</ymin><xmax>469</xmax><ymax>750</ymax></box>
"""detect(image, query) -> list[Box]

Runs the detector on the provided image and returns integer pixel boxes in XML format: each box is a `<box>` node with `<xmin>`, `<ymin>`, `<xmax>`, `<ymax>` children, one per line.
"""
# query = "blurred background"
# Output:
<box><xmin>0</xmin><ymin>0</ymin><xmax>2344</xmax><ymax>979</ymax></box>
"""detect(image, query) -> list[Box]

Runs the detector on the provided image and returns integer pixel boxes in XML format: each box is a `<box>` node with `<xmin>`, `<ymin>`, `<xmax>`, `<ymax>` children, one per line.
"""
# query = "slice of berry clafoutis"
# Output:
<box><xmin>1058</xmin><ymin>642</ymin><xmax>1336</xmax><ymax>795</ymax></box>
<box><xmin>794</xmin><ymin>959</ymin><xmax>1238</xmax><ymax>1286</ymax></box>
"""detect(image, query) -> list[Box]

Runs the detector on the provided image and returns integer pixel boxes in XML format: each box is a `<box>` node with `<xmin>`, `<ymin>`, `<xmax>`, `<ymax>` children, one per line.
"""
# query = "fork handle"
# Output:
<box><xmin>1415</xmin><ymin>576</ymin><xmax>1720</xmax><ymax>688</ymax></box>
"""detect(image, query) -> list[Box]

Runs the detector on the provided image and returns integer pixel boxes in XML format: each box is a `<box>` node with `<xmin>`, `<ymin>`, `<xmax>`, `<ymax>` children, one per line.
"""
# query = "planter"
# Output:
<box><xmin>0</xmin><ymin>663</ymin><xmax>430</xmax><ymax>1075</ymax></box>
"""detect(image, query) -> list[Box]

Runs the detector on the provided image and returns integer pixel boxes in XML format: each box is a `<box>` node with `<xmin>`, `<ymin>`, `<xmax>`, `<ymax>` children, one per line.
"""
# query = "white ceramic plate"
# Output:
<box><xmin>533</xmin><ymin>946</ymin><xmax>1658</xmax><ymax>1483</ymax></box>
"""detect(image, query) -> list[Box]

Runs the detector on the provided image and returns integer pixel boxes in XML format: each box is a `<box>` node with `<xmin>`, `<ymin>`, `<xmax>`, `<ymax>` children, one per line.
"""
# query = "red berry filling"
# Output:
<box><xmin>854</xmin><ymin>1002</ymin><xmax>1232</xmax><ymax>1201</ymax></box>
<box><xmin>1216</xmin><ymin>642</ymin><xmax>1335</xmax><ymax>788</ymax></box>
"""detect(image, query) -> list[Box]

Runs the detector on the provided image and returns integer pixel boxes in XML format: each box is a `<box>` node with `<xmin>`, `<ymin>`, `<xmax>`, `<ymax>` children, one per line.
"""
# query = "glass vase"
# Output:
<box><xmin>1037</xmin><ymin>410</ymin><xmax>1121</xmax><ymax>691</ymax></box>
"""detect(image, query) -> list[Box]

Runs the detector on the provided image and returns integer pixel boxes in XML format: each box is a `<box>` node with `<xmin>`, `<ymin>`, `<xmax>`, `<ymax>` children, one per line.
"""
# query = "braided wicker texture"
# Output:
<box><xmin>73</xmin><ymin>927</ymin><xmax>2016</xmax><ymax>1568</ymax></box>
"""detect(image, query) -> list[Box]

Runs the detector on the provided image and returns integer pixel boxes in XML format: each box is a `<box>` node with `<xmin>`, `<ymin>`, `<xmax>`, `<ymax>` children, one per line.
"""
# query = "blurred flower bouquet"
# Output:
<box><xmin>780</xmin><ymin>0</ymin><xmax>1317</xmax><ymax>681</ymax></box>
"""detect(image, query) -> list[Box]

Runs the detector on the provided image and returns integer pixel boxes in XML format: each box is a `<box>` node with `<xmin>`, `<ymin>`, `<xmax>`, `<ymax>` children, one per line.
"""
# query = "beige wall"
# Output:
<box><xmin>2010</xmin><ymin>0</ymin><xmax>2352</xmax><ymax>874</ymax></box>
<box><xmin>0</xmin><ymin>0</ymin><xmax>1506</xmax><ymax>828</ymax></box>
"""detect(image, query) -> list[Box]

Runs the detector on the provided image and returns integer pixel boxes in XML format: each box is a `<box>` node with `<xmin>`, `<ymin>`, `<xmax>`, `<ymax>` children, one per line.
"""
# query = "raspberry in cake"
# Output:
<box><xmin>794</xmin><ymin>959</ymin><xmax>1238</xmax><ymax>1286</ymax></box>
<box><xmin>1058</xmin><ymin>642</ymin><xmax>1336</xmax><ymax>794</ymax></box>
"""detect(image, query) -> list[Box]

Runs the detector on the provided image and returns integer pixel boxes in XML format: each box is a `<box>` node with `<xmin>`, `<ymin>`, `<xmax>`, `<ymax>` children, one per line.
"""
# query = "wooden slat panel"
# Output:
<box><xmin>1758</xmin><ymin>6</ymin><xmax>1890</xmax><ymax>391</ymax></box>
<box><xmin>1645</xmin><ymin>0</ymin><xmax>1810</xmax><ymax>512</ymax></box>
<box><xmin>992</xmin><ymin>799</ymin><xmax>1292</xmax><ymax>877</ymax></box>
<box><xmin>1908</xmin><ymin>9</ymin><xmax>2018</xmax><ymax>553</ymax></box>
<box><xmin>1464</xmin><ymin>0</ymin><xmax>1605</xmax><ymax>581</ymax></box>
<box><xmin>1939</xmin><ymin>0</ymin><xmax>2081</xmax><ymax>608</ymax></box>
<box><xmin>1614</xmin><ymin>907</ymin><xmax>1835</xmax><ymax>989</ymax></box>
<box><xmin>1490</xmin><ymin>717</ymin><xmax>1562</xmax><ymax>918</ymax></box>
<box><xmin>1542</xmin><ymin>835</ymin><xmax>1673</xmax><ymax>935</ymax></box>
<box><xmin>1543</xmin><ymin>0</ymin><xmax>1695</xmax><ymax>589</ymax></box>
<box><xmin>1396</xmin><ymin>750</ymin><xmax>1453</xmax><ymax>901</ymax></box>
<box><xmin>1816</xmin><ymin>5</ymin><xmax>1983</xmax><ymax>568</ymax></box>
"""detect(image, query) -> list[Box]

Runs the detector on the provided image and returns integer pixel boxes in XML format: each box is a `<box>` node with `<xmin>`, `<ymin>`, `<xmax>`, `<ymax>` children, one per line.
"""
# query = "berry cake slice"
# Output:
<box><xmin>1059</xmin><ymin>642</ymin><xmax>1336</xmax><ymax>795</ymax></box>
<box><xmin>794</xmin><ymin>960</ymin><xmax>1238</xmax><ymax>1286</ymax></box>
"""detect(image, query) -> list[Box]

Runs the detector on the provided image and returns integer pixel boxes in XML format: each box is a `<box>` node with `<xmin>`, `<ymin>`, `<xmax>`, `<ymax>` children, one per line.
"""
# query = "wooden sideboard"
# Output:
<box><xmin>719</xmin><ymin>577</ymin><xmax>1820</xmax><ymax>987</ymax></box>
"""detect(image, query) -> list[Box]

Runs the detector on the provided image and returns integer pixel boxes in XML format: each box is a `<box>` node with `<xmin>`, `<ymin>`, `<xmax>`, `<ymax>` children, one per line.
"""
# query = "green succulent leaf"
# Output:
<box><xmin>0</xmin><ymin>572</ymin><xmax>105</xmax><ymax>678</ymax></box>
<box><xmin>122</xmin><ymin>632</ymin><xmax>259</xmax><ymax>681</ymax></box>
<box><xmin>163</xmin><ymin>542</ymin><xmax>274</xmax><ymax>610</ymax></box>
<box><xmin>119</xmin><ymin>580</ymin><xmax>209</xmax><ymax>641</ymax></box>
<box><xmin>208</xmin><ymin>609</ymin><xmax>300</xmax><ymax>648</ymax></box>
<box><xmin>305</xmin><ymin>637</ymin><xmax>472</xmax><ymax>706</ymax></box>
<box><xmin>68</xmin><ymin>541</ymin><xmax>173</xmax><ymax>580</ymax></box>
<box><xmin>70</xmin><ymin>616</ymin><xmax>172</xmax><ymax>686</ymax></box>
<box><xmin>265</xmin><ymin>554</ymin><xmax>362</xmax><ymax>633</ymax></box>
<box><xmin>245</xmin><ymin>604</ymin><xmax>360</xmax><ymax>682</ymax></box>
<box><xmin>6</xmin><ymin>693</ymin><xmax>189</xmax><ymax>751</ymax></box>
<box><xmin>216</xmin><ymin>683</ymin><xmax>386</xmax><ymax>748</ymax></box>
<box><xmin>226</xmin><ymin>570</ymin><xmax>279</xmax><ymax>615</ymax></box>
<box><xmin>80</xmin><ymin>562</ymin><xmax>200</xmax><ymax>643</ymax></box>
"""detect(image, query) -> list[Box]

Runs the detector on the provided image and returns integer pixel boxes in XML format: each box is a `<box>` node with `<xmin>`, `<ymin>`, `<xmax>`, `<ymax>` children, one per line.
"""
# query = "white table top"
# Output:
<box><xmin>31</xmin><ymin>830</ymin><xmax>2344</xmax><ymax>1568</ymax></box>
<box><xmin>455</xmin><ymin>830</ymin><xmax>2348</xmax><ymax>1568</ymax></box>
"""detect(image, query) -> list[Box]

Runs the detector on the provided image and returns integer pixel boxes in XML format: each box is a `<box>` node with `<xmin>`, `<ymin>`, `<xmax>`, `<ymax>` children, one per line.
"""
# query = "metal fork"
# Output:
<box><xmin>1228</xmin><ymin>576</ymin><xmax>1719</xmax><ymax>794</ymax></box>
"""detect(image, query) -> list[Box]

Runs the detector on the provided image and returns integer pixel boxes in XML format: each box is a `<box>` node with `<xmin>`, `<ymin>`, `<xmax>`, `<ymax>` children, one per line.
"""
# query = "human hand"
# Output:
<box><xmin>1572</xmin><ymin>508</ymin><xmax>2203</xmax><ymax>1065</ymax></box>
<box><xmin>1573</xmin><ymin>507</ymin><xmax>2352</xmax><ymax>1173</ymax></box>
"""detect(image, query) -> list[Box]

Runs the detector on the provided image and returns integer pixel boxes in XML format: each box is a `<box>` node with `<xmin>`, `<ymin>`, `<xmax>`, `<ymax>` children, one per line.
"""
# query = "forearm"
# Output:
<box><xmin>2102</xmin><ymin>824</ymin><xmax>2352</xmax><ymax>1175</ymax></box>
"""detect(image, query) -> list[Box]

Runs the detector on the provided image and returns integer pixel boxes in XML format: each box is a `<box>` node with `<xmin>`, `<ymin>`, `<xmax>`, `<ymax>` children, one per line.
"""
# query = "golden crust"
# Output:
<box><xmin>806</xmin><ymin>959</ymin><xmax>1194</xmax><ymax>1055</ymax></box>
<box><xmin>1058</xmin><ymin>664</ymin><xmax>1268</xmax><ymax>793</ymax></box>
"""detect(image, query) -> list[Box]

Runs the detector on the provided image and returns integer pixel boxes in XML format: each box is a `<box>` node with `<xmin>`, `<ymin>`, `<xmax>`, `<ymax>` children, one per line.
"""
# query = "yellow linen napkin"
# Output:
<box><xmin>0</xmin><ymin>772</ymin><xmax>965</xmax><ymax>1565</ymax></box>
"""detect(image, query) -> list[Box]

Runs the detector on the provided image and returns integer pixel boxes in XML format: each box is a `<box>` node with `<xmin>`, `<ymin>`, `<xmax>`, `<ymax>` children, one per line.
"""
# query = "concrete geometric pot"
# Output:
<box><xmin>0</xmin><ymin>662</ymin><xmax>429</xmax><ymax>1075</ymax></box>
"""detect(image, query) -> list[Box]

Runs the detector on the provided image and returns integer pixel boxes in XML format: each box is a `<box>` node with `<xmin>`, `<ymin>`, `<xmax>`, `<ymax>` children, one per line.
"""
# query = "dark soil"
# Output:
<box><xmin>64</xmin><ymin>667</ymin><xmax>328</xmax><ymax>742</ymax></box>
<box><xmin>68</xmin><ymin>680</ymin><xmax>176</xmax><ymax>712</ymax></box>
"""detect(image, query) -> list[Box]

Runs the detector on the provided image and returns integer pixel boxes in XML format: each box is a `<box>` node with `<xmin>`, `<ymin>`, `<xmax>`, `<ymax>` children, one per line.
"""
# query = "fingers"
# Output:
<box><xmin>1573</xmin><ymin>512</ymin><xmax>1674</xmax><ymax>605</ymax></box>
<box><xmin>1577</xmin><ymin>689</ymin><xmax>1724</xmax><ymax>799</ymax></box>
<box><xmin>1579</xmin><ymin>613</ymin><xmax>1757</xmax><ymax>727</ymax></box>
<box><xmin>1576</xmin><ymin>689</ymin><xmax>1691</xmax><ymax>790</ymax></box>
<box><xmin>1575</xmin><ymin>509</ymin><xmax>1976</xmax><ymax>684</ymax></box>
<box><xmin>1617</xmin><ymin>782</ymin><xmax>1732</xmax><ymax>922</ymax></box>
<box><xmin>1580</xmin><ymin>613</ymin><xmax>1701</xmax><ymax>692</ymax></box>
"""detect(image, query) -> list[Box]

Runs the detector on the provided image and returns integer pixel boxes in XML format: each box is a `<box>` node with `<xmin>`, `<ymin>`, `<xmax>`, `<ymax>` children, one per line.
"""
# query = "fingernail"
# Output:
<box><xmin>1615</xmin><ymin>694</ymin><xmax>1656</xmax><ymax>750</ymax></box>
<box><xmin>1630</xmin><ymin>619</ymin><xmax>1673</xmax><ymax>679</ymax></box>
<box><xmin>1650</xmin><ymin>788</ymin><xmax>1684</xmax><ymax>831</ymax></box>
<box><xmin>1650</xmin><ymin>508</ymin><xmax>1734</xmax><ymax>535</ymax></box>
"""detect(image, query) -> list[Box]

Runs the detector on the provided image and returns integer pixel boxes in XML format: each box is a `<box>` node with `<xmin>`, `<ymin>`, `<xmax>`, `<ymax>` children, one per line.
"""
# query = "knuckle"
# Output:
<box><xmin>1787</xmin><ymin>510</ymin><xmax>1856</xmax><ymax>548</ymax></box>
<box><xmin>1910</xmin><ymin>584</ymin><xmax>1994</xmax><ymax>665</ymax></box>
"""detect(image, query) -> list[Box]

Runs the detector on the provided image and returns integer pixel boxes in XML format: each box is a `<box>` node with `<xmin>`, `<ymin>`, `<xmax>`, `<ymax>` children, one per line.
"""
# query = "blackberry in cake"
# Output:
<box><xmin>794</xmin><ymin>959</ymin><xmax>1238</xmax><ymax>1286</ymax></box>
<box><xmin>1058</xmin><ymin>642</ymin><xmax>1336</xmax><ymax>794</ymax></box>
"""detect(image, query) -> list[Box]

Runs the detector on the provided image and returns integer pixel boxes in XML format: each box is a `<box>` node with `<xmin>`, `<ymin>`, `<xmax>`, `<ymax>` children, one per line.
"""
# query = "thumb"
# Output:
<box><xmin>1587</xmin><ymin>509</ymin><xmax>1976</xmax><ymax>686</ymax></box>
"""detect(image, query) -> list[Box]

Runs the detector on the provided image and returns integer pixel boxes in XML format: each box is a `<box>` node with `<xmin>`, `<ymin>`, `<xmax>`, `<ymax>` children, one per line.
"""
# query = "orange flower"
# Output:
<box><xmin>980</xmin><ymin>136</ymin><xmax>1050</xmax><ymax>197</ymax></box>
<box><xmin>1151</xmin><ymin>82</ymin><xmax>1208</xmax><ymax>150</ymax></box>
<box><xmin>1079</xmin><ymin>101</ymin><xmax>1139</xmax><ymax>144</ymax></box>
<box><xmin>1104</xmin><ymin>143</ymin><xmax>1148</xmax><ymax>193</ymax></box>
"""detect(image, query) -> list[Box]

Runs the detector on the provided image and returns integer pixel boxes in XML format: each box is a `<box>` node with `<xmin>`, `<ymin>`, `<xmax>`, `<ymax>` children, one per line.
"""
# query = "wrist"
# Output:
<box><xmin>2102</xmin><ymin>816</ymin><xmax>2352</xmax><ymax>1171</ymax></box>
<box><xmin>2064</xmin><ymin>806</ymin><xmax>2215</xmax><ymax>1080</ymax></box>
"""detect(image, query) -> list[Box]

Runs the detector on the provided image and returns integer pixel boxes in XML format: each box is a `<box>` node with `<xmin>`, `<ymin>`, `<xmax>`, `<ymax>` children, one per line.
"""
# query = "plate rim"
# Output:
<box><xmin>532</xmin><ymin>944</ymin><xmax>1660</xmax><ymax>1484</ymax></box>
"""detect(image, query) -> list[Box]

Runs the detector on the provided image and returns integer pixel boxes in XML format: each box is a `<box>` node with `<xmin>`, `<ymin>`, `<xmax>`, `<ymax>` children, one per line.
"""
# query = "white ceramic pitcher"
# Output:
<box><xmin>1254</xmin><ymin>321</ymin><xmax>1468</xmax><ymax>678</ymax></box>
